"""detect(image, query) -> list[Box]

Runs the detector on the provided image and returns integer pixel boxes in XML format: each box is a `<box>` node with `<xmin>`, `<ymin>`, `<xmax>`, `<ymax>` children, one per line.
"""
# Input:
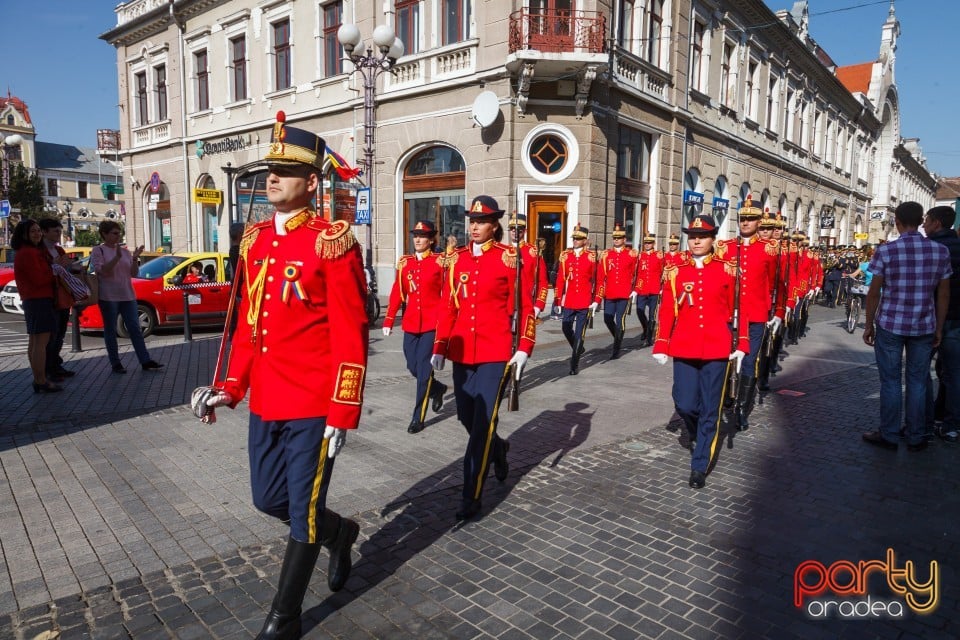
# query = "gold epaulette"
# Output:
<box><xmin>442</xmin><ymin>246</ymin><xmax>465</xmax><ymax>269</ymax></box>
<box><xmin>309</xmin><ymin>219</ymin><xmax>357</xmax><ymax>260</ymax></box>
<box><xmin>396</xmin><ymin>255</ymin><xmax>410</xmax><ymax>271</ymax></box>
<box><xmin>656</xmin><ymin>250</ymin><xmax>664</xmax><ymax>258</ymax></box>
<box><xmin>559</xmin><ymin>250</ymin><xmax>570</xmax><ymax>265</ymax></box>
<box><xmin>434</xmin><ymin>253</ymin><xmax>446</xmax><ymax>268</ymax></box>
<box><xmin>720</xmin><ymin>257</ymin><xmax>738</xmax><ymax>277</ymax></box>
<box><xmin>599</xmin><ymin>249</ymin><xmax>609</xmax><ymax>262</ymax></box>
<box><xmin>629</xmin><ymin>249</ymin><xmax>639</xmax><ymax>258</ymax></box>
<box><xmin>715</xmin><ymin>240</ymin><xmax>730</xmax><ymax>259</ymax></box>
<box><xmin>762</xmin><ymin>238</ymin><xmax>779</xmax><ymax>256</ymax></box>
<box><xmin>588</xmin><ymin>249</ymin><xmax>597</xmax><ymax>263</ymax></box>
<box><xmin>239</xmin><ymin>220</ymin><xmax>270</xmax><ymax>261</ymax></box>
<box><xmin>500</xmin><ymin>243</ymin><xmax>517</xmax><ymax>269</ymax></box>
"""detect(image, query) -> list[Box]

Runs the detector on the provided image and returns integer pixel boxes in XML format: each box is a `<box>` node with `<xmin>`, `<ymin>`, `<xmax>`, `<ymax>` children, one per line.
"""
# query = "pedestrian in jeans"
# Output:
<box><xmin>862</xmin><ymin>201</ymin><xmax>951</xmax><ymax>451</ymax></box>
<box><xmin>91</xmin><ymin>221</ymin><xmax>164</xmax><ymax>374</ymax></box>
<box><xmin>922</xmin><ymin>205</ymin><xmax>960</xmax><ymax>443</ymax></box>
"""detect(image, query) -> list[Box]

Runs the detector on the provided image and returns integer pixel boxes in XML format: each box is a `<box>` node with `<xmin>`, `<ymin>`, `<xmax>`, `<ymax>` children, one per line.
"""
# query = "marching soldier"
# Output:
<box><xmin>715</xmin><ymin>199</ymin><xmax>781</xmax><ymax>431</ymax></box>
<box><xmin>758</xmin><ymin>212</ymin><xmax>789</xmax><ymax>392</ymax></box>
<box><xmin>595</xmin><ymin>223</ymin><xmax>638</xmax><ymax>359</ymax></box>
<box><xmin>635</xmin><ymin>233</ymin><xmax>664</xmax><ymax>347</ymax></box>
<box><xmin>663</xmin><ymin>233</ymin><xmax>688</xmax><ymax>268</ymax></box>
<box><xmin>431</xmin><ymin>195</ymin><xmax>536</xmax><ymax>521</ymax></box>
<box><xmin>652</xmin><ymin>215</ymin><xmax>748</xmax><ymax>489</ymax></box>
<box><xmin>508</xmin><ymin>212</ymin><xmax>549</xmax><ymax>318</ymax></box>
<box><xmin>383</xmin><ymin>220</ymin><xmax>448</xmax><ymax>434</ymax></box>
<box><xmin>555</xmin><ymin>224</ymin><xmax>597</xmax><ymax>375</ymax></box>
<box><xmin>191</xmin><ymin>113</ymin><xmax>367</xmax><ymax>639</ymax></box>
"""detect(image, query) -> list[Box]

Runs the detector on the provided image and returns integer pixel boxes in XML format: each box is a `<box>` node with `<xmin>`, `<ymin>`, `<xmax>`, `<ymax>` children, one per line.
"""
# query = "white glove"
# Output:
<box><xmin>815</xmin><ymin>287</ymin><xmax>822</xmax><ymax>294</ymax></box>
<box><xmin>190</xmin><ymin>386</ymin><xmax>232</xmax><ymax>423</ymax></box>
<box><xmin>629</xmin><ymin>291</ymin><xmax>637</xmax><ymax>302</ymax></box>
<box><xmin>806</xmin><ymin>290</ymin><xmax>815</xmax><ymax>300</ymax></box>
<box><xmin>554</xmin><ymin>306</ymin><xmax>562</xmax><ymax>314</ymax></box>
<box><xmin>589</xmin><ymin>302</ymin><xmax>599</xmax><ymax>313</ymax></box>
<box><xmin>729</xmin><ymin>350</ymin><xmax>746</xmax><ymax>373</ymax></box>
<box><xmin>533</xmin><ymin>306</ymin><xmax>543</xmax><ymax>318</ymax></box>
<box><xmin>507</xmin><ymin>351</ymin><xmax>529</xmax><ymax>380</ymax></box>
<box><xmin>382</xmin><ymin>326</ymin><xmax>392</xmax><ymax>337</ymax></box>
<box><xmin>430</xmin><ymin>354</ymin><xmax>446</xmax><ymax>371</ymax></box>
<box><xmin>766</xmin><ymin>316</ymin><xmax>782</xmax><ymax>332</ymax></box>
<box><xmin>323</xmin><ymin>425</ymin><xmax>348</xmax><ymax>458</ymax></box>
<box><xmin>652</xmin><ymin>353</ymin><xmax>668</xmax><ymax>365</ymax></box>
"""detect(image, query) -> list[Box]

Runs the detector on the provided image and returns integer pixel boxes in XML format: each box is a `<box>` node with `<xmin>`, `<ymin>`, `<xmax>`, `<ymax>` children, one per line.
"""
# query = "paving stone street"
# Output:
<box><xmin>0</xmin><ymin>305</ymin><xmax>956</xmax><ymax>639</ymax></box>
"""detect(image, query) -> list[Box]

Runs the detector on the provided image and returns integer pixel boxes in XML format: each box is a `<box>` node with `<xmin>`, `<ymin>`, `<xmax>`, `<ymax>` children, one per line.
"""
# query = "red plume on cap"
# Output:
<box><xmin>276</xmin><ymin>111</ymin><xmax>286</xmax><ymax>122</ymax></box>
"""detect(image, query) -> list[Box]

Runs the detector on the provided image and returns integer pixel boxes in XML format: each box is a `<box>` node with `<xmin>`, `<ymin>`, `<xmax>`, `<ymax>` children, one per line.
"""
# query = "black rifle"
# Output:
<box><xmin>588</xmin><ymin>244</ymin><xmax>597</xmax><ymax>329</ymax></box>
<box><xmin>506</xmin><ymin>242</ymin><xmax>523</xmax><ymax>412</ymax></box>
<box><xmin>726</xmin><ymin>231</ymin><xmax>743</xmax><ymax>448</ymax></box>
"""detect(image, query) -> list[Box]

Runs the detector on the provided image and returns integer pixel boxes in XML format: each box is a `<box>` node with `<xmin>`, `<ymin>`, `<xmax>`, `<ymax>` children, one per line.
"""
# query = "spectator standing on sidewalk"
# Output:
<box><xmin>91</xmin><ymin>221</ymin><xmax>164</xmax><ymax>374</ymax></box>
<box><xmin>922</xmin><ymin>205</ymin><xmax>960</xmax><ymax>443</ymax></box>
<box><xmin>39</xmin><ymin>218</ymin><xmax>79</xmax><ymax>380</ymax></box>
<box><xmin>193</xmin><ymin>113</ymin><xmax>368</xmax><ymax>640</ymax></box>
<box><xmin>862</xmin><ymin>201</ymin><xmax>951</xmax><ymax>451</ymax></box>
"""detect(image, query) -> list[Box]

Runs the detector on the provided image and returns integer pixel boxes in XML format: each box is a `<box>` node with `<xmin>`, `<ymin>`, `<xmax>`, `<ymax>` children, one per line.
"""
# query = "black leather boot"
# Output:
<box><xmin>255</xmin><ymin>537</ymin><xmax>321</xmax><ymax>640</ymax></box>
<box><xmin>320</xmin><ymin>510</ymin><xmax>360</xmax><ymax>592</ymax></box>
<box><xmin>736</xmin><ymin>376</ymin><xmax>757</xmax><ymax>431</ymax></box>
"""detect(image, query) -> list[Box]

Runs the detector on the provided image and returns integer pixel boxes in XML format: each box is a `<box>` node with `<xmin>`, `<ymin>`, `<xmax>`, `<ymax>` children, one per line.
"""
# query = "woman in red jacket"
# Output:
<box><xmin>12</xmin><ymin>219</ymin><xmax>62</xmax><ymax>392</ymax></box>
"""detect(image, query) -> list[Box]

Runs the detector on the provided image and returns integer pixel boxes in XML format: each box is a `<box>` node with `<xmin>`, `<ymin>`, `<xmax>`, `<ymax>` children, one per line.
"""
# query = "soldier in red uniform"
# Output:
<box><xmin>191</xmin><ymin>113</ymin><xmax>367</xmax><ymax>640</ymax></box>
<box><xmin>635</xmin><ymin>233</ymin><xmax>664</xmax><ymax>347</ymax></box>
<box><xmin>596</xmin><ymin>223</ymin><xmax>638</xmax><ymax>359</ymax></box>
<box><xmin>555</xmin><ymin>224</ymin><xmax>597</xmax><ymax>374</ymax></box>
<box><xmin>663</xmin><ymin>233</ymin><xmax>688</xmax><ymax>268</ymax></box>
<box><xmin>383</xmin><ymin>220</ymin><xmax>448</xmax><ymax>434</ymax></box>
<box><xmin>757</xmin><ymin>211</ymin><xmax>788</xmax><ymax>392</ymax></box>
<box><xmin>715</xmin><ymin>199</ymin><xmax>781</xmax><ymax>431</ymax></box>
<box><xmin>431</xmin><ymin>195</ymin><xmax>536</xmax><ymax>521</ymax></box>
<box><xmin>508</xmin><ymin>212</ymin><xmax>549</xmax><ymax>318</ymax></box>
<box><xmin>652</xmin><ymin>215</ymin><xmax>749</xmax><ymax>489</ymax></box>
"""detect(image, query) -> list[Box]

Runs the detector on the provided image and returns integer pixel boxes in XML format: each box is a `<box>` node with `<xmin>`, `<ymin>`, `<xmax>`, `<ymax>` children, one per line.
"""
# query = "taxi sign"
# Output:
<box><xmin>192</xmin><ymin>188</ymin><xmax>223</xmax><ymax>205</ymax></box>
<box><xmin>355</xmin><ymin>187</ymin><xmax>371</xmax><ymax>225</ymax></box>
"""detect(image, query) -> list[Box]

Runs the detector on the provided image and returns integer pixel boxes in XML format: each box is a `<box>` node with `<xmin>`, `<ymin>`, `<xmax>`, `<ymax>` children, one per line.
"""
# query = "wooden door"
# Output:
<box><xmin>528</xmin><ymin>195</ymin><xmax>568</xmax><ymax>287</ymax></box>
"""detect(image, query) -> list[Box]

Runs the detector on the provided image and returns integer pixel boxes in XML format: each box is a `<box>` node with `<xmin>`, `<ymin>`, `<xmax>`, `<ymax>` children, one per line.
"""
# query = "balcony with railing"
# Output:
<box><xmin>506</xmin><ymin>10</ymin><xmax>608</xmax><ymax>117</ymax></box>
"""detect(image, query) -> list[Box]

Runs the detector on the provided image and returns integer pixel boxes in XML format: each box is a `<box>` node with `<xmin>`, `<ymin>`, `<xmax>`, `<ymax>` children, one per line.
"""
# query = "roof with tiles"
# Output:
<box><xmin>835</xmin><ymin>62</ymin><xmax>875</xmax><ymax>95</ymax></box>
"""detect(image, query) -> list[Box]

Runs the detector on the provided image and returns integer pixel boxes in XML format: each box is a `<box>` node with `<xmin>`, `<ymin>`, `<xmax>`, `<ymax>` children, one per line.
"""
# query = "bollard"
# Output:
<box><xmin>70</xmin><ymin>306</ymin><xmax>83</xmax><ymax>352</ymax></box>
<box><xmin>182</xmin><ymin>289</ymin><xmax>193</xmax><ymax>342</ymax></box>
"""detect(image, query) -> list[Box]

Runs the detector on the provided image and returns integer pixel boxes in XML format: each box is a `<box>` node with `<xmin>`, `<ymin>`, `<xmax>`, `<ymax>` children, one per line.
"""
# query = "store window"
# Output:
<box><xmin>200</xmin><ymin>175</ymin><xmax>219</xmax><ymax>252</ymax></box>
<box><xmin>149</xmin><ymin>182</ymin><xmax>173</xmax><ymax>252</ymax></box>
<box><xmin>402</xmin><ymin>146</ymin><xmax>466</xmax><ymax>253</ymax></box>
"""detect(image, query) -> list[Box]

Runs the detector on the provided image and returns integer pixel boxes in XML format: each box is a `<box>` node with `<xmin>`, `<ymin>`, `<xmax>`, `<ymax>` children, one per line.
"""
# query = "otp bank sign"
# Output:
<box><xmin>794</xmin><ymin>549</ymin><xmax>939</xmax><ymax>619</ymax></box>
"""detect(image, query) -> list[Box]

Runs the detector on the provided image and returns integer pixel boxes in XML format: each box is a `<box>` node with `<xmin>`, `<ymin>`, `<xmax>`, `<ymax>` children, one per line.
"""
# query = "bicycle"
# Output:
<box><xmin>842</xmin><ymin>276</ymin><xmax>867</xmax><ymax>334</ymax></box>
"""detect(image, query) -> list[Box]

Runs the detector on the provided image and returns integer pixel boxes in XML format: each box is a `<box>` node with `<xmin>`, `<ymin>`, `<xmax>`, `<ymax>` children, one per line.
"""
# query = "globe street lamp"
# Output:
<box><xmin>2</xmin><ymin>134</ymin><xmax>23</xmax><ymax>244</ymax></box>
<box><xmin>62</xmin><ymin>199</ymin><xmax>73</xmax><ymax>244</ymax></box>
<box><xmin>336</xmin><ymin>22</ymin><xmax>404</xmax><ymax>270</ymax></box>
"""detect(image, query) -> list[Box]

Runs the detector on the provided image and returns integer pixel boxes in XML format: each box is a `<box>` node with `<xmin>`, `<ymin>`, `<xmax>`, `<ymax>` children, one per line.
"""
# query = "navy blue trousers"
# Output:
<box><xmin>636</xmin><ymin>294</ymin><xmax>658</xmax><ymax>328</ymax></box>
<box><xmin>248</xmin><ymin>414</ymin><xmax>334</xmax><ymax>544</ymax></box>
<box><xmin>561</xmin><ymin>308</ymin><xmax>590</xmax><ymax>353</ymax></box>
<box><xmin>452</xmin><ymin>362</ymin><xmax>510</xmax><ymax>503</ymax></box>
<box><xmin>403</xmin><ymin>330</ymin><xmax>439</xmax><ymax>423</ymax></box>
<box><xmin>741</xmin><ymin>321</ymin><xmax>767</xmax><ymax>377</ymax></box>
<box><xmin>672</xmin><ymin>358</ymin><xmax>729</xmax><ymax>474</ymax></box>
<box><xmin>603</xmin><ymin>298</ymin><xmax>629</xmax><ymax>340</ymax></box>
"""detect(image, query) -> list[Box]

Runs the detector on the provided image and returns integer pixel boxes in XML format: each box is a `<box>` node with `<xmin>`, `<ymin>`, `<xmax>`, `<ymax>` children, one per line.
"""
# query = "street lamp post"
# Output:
<box><xmin>62</xmin><ymin>199</ymin><xmax>73</xmax><ymax>245</ymax></box>
<box><xmin>337</xmin><ymin>22</ymin><xmax>404</xmax><ymax>271</ymax></box>
<box><xmin>2</xmin><ymin>134</ymin><xmax>24</xmax><ymax>245</ymax></box>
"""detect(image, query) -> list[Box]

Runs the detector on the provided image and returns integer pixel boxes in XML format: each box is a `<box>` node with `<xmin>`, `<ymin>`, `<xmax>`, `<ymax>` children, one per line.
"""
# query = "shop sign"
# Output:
<box><xmin>192</xmin><ymin>188</ymin><xmax>223</xmax><ymax>205</ymax></box>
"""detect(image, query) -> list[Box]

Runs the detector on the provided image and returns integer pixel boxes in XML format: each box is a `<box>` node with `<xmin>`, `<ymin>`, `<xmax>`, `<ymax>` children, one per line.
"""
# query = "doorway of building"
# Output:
<box><xmin>528</xmin><ymin>195</ymin><xmax>567</xmax><ymax>286</ymax></box>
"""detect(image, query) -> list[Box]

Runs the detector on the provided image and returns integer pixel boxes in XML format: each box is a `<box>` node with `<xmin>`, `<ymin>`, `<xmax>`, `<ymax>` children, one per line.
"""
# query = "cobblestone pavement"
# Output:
<box><xmin>0</xmin><ymin>306</ymin><xmax>956</xmax><ymax>639</ymax></box>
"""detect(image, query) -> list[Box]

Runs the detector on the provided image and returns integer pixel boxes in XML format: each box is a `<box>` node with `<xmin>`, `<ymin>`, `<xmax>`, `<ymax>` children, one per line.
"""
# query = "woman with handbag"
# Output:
<box><xmin>39</xmin><ymin>218</ymin><xmax>82</xmax><ymax>380</ymax></box>
<box><xmin>12</xmin><ymin>219</ymin><xmax>62</xmax><ymax>392</ymax></box>
<box><xmin>91</xmin><ymin>221</ymin><xmax>163</xmax><ymax>374</ymax></box>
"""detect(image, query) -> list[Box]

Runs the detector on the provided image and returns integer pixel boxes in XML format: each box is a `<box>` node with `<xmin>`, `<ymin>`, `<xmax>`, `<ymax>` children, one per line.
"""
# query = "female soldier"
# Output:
<box><xmin>431</xmin><ymin>195</ymin><xmax>536</xmax><ymax>520</ymax></box>
<box><xmin>382</xmin><ymin>220</ymin><xmax>448</xmax><ymax>433</ymax></box>
<box><xmin>652</xmin><ymin>215</ymin><xmax>749</xmax><ymax>489</ymax></box>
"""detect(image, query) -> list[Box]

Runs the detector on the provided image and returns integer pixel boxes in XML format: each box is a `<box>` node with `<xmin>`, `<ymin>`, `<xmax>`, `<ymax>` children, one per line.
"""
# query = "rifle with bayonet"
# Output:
<box><xmin>726</xmin><ymin>231</ymin><xmax>743</xmax><ymax>449</ymax></box>
<box><xmin>588</xmin><ymin>239</ymin><xmax>597</xmax><ymax>329</ymax></box>
<box><xmin>506</xmin><ymin>233</ymin><xmax>524</xmax><ymax>412</ymax></box>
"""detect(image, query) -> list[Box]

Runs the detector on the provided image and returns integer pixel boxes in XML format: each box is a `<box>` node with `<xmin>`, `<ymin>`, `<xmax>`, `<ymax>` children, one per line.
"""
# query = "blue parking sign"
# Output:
<box><xmin>0</xmin><ymin>200</ymin><xmax>10</xmax><ymax>218</ymax></box>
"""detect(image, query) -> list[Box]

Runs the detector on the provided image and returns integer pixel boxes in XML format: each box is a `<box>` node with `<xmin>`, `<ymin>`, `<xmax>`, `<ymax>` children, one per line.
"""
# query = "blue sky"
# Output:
<box><xmin>5</xmin><ymin>0</ymin><xmax>958</xmax><ymax>176</ymax></box>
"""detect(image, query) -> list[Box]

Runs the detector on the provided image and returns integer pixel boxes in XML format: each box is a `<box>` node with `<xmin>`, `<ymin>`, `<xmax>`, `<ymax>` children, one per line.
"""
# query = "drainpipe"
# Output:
<box><xmin>172</xmin><ymin>0</ymin><xmax>193</xmax><ymax>250</ymax></box>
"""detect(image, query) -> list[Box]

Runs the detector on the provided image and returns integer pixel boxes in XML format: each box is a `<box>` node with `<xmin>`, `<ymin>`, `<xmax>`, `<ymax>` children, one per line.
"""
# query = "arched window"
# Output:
<box><xmin>760</xmin><ymin>188</ymin><xmax>770</xmax><ymax>214</ymax></box>
<box><xmin>738</xmin><ymin>182</ymin><xmax>751</xmax><ymax>210</ymax></box>
<box><xmin>149</xmin><ymin>182</ymin><xmax>173</xmax><ymax>252</ymax></box>
<box><xmin>402</xmin><ymin>146</ymin><xmax>466</xmax><ymax>253</ymax></box>
<box><xmin>794</xmin><ymin>199</ymin><xmax>803</xmax><ymax>234</ymax></box>
<box><xmin>198</xmin><ymin>175</ymin><xmax>219</xmax><ymax>252</ymax></box>
<box><xmin>712</xmin><ymin>176</ymin><xmax>730</xmax><ymax>226</ymax></box>
<box><xmin>683</xmin><ymin>168</ymin><xmax>703</xmax><ymax>225</ymax></box>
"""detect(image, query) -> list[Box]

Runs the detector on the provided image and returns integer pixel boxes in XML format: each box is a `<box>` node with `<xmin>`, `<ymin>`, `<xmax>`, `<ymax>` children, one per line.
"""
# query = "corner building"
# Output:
<box><xmin>100</xmin><ymin>0</ymin><xmax>934</xmax><ymax>293</ymax></box>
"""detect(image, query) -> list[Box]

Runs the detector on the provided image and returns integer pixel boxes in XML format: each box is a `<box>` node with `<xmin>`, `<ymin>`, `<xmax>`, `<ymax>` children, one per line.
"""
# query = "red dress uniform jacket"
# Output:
<box><xmin>518</xmin><ymin>241</ymin><xmax>549</xmax><ymax>311</ymax></box>
<box><xmin>218</xmin><ymin>212</ymin><xmax>369</xmax><ymax>427</ymax></box>
<box><xmin>13</xmin><ymin>245</ymin><xmax>55</xmax><ymax>300</ymax></box>
<box><xmin>663</xmin><ymin>250</ymin><xmax>689</xmax><ymax>269</ymax></box>
<box><xmin>790</xmin><ymin>248</ymin><xmax>812</xmax><ymax>301</ymax></box>
<box><xmin>636</xmin><ymin>249</ymin><xmax>664</xmax><ymax>295</ymax></box>
<box><xmin>653</xmin><ymin>254</ymin><xmax>750</xmax><ymax>359</ymax></box>
<box><xmin>595</xmin><ymin>247</ymin><xmax>639</xmax><ymax>302</ymax></box>
<box><xmin>716</xmin><ymin>236</ymin><xmax>781</xmax><ymax>324</ymax></box>
<box><xmin>555</xmin><ymin>248</ymin><xmax>596</xmax><ymax>309</ymax></box>
<box><xmin>384</xmin><ymin>251</ymin><xmax>446</xmax><ymax>333</ymax></box>
<box><xmin>433</xmin><ymin>241</ymin><xmax>536</xmax><ymax>364</ymax></box>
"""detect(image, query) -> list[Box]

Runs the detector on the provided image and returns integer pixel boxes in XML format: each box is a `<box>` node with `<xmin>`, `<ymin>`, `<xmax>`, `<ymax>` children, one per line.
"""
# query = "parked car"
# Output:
<box><xmin>1</xmin><ymin>279</ymin><xmax>23</xmax><ymax>314</ymax></box>
<box><xmin>76</xmin><ymin>252</ymin><xmax>233</xmax><ymax>337</ymax></box>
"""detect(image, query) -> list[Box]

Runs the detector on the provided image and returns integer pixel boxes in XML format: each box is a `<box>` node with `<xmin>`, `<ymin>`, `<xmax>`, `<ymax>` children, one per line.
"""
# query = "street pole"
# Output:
<box><xmin>337</xmin><ymin>22</ymin><xmax>404</xmax><ymax>274</ymax></box>
<box><xmin>222</xmin><ymin>162</ymin><xmax>238</xmax><ymax>224</ymax></box>
<box><xmin>2</xmin><ymin>134</ymin><xmax>24</xmax><ymax>245</ymax></box>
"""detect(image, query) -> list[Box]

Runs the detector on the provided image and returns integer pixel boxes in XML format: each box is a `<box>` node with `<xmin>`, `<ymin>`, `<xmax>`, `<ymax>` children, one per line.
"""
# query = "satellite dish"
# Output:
<box><xmin>471</xmin><ymin>91</ymin><xmax>500</xmax><ymax>128</ymax></box>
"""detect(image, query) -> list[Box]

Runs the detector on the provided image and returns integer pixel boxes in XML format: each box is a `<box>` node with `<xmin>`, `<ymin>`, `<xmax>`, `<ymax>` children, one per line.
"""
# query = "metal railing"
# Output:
<box><xmin>508</xmin><ymin>9</ymin><xmax>606</xmax><ymax>54</ymax></box>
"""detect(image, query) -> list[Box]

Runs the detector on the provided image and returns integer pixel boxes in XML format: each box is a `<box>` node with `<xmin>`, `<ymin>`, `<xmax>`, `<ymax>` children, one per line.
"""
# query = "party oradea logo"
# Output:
<box><xmin>794</xmin><ymin>549</ymin><xmax>939</xmax><ymax>619</ymax></box>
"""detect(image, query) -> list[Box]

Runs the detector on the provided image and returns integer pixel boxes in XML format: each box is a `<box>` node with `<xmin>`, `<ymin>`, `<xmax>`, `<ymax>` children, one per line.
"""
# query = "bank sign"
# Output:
<box><xmin>196</xmin><ymin>135</ymin><xmax>251</xmax><ymax>158</ymax></box>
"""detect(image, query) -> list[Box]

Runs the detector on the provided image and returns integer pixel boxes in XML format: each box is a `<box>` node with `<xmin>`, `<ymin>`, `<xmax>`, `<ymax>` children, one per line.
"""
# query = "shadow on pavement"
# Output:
<box><xmin>299</xmin><ymin>402</ymin><xmax>594</xmax><ymax>633</ymax></box>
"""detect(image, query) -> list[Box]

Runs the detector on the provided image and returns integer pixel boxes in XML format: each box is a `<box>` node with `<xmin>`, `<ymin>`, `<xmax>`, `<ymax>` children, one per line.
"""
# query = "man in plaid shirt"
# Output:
<box><xmin>862</xmin><ymin>201</ymin><xmax>952</xmax><ymax>451</ymax></box>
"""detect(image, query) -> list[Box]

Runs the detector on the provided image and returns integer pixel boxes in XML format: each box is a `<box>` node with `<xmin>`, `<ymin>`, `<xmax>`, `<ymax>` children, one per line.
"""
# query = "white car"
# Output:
<box><xmin>1</xmin><ymin>280</ymin><xmax>23</xmax><ymax>314</ymax></box>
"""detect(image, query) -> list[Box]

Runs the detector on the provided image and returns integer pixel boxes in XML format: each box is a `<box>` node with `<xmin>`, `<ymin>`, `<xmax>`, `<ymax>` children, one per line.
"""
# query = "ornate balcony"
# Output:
<box><xmin>506</xmin><ymin>10</ymin><xmax>608</xmax><ymax>118</ymax></box>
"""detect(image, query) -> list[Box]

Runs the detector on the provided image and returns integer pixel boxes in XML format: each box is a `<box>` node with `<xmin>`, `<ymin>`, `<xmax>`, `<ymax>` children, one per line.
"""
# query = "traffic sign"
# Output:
<box><xmin>355</xmin><ymin>187</ymin><xmax>371</xmax><ymax>225</ymax></box>
<box><xmin>0</xmin><ymin>200</ymin><xmax>9</xmax><ymax>219</ymax></box>
<box><xmin>149</xmin><ymin>171</ymin><xmax>161</xmax><ymax>193</ymax></box>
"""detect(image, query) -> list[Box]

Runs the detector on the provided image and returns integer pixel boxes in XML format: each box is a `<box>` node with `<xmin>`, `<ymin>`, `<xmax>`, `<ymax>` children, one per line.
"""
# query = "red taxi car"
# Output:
<box><xmin>78</xmin><ymin>252</ymin><xmax>233</xmax><ymax>337</ymax></box>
